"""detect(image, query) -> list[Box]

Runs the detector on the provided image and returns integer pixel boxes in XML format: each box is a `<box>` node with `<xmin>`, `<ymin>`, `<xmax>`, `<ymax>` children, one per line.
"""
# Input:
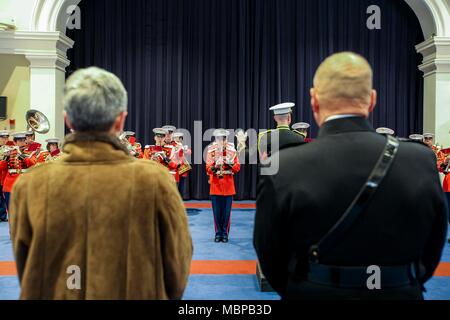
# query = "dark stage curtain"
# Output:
<box><xmin>67</xmin><ymin>0</ymin><xmax>424</xmax><ymax>200</ymax></box>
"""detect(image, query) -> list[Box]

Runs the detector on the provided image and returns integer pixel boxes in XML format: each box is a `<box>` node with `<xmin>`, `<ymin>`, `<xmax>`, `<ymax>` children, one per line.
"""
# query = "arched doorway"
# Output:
<box><xmin>31</xmin><ymin>0</ymin><xmax>450</xmax><ymax>147</ymax></box>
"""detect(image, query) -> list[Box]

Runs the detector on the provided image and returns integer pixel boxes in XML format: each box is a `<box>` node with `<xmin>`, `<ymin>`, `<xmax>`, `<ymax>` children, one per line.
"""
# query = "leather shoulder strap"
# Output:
<box><xmin>309</xmin><ymin>136</ymin><xmax>400</xmax><ymax>263</ymax></box>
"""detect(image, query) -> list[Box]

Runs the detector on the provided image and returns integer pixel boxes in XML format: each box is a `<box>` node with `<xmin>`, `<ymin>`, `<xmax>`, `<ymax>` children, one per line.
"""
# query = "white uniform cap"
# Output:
<box><xmin>376</xmin><ymin>127</ymin><xmax>395</xmax><ymax>136</ymax></box>
<box><xmin>123</xmin><ymin>131</ymin><xmax>135</xmax><ymax>137</ymax></box>
<box><xmin>25</xmin><ymin>129</ymin><xmax>35</xmax><ymax>136</ymax></box>
<box><xmin>409</xmin><ymin>134</ymin><xmax>424</xmax><ymax>141</ymax></box>
<box><xmin>162</xmin><ymin>125</ymin><xmax>176</xmax><ymax>133</ymax></box>
<box><xmin>423</xmin><ymin>133</ymin><xmax>434</xmax><ymax>139</ymax></box>
<box><xmin>12</xmin><ymin>132</ymin><xmax>27</xmax><ymax>139</ymax></box>
<box><xmin>45</xmin><ymin>138</ymin><xmax>60</xmax><ymax>144</ymax></box>
<box><xmin>213</xmin><ymin>129</ymin><xmax>230</xmax><ymax>138</ymax></box>
<box><xmin>173</xmin><ymin>132</ymin><xmax>184</xmax><ymax>138</ymax></box>
<box><xmin>269</xmin><ymin>102</ymin><xmax>295</xmax><ymax>115</ymax></box>
<box><xmin>153</xmin><ymin>128</ymin><xmax>168</xmax><ymax>136</ymax></box>
<box><xmin>292</xmin><ymin>122</ymin><xmax>310</xmax><ymax>130</ymax></box>
<box><xmin>0</xmin><ymin>131</ymin><xmax>10</xmax><ymax>137</ymax></box>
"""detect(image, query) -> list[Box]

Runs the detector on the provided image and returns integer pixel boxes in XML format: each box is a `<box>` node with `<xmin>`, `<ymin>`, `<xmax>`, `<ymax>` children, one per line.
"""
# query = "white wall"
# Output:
<box><xmin>0</xmin><ymin>54</ymin><xmax>30</xmax><ymax>132</ymax></box>
<box><xmin>0</xmin><ymin>0</ymin><xmax>37</xmax><ymax>31</ymax></box>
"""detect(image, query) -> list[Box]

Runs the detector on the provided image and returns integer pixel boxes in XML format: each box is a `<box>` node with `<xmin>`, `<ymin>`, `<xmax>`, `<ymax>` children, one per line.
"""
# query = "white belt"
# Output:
<box><xmin>8</xmin><ymin>169</ymin><xmax>27</xmax><ymax>174</ymax></box>
<box><xmin>217</xmin><ymin>170</ymin><xmax>234</xmax><ymax>176</ymax></box>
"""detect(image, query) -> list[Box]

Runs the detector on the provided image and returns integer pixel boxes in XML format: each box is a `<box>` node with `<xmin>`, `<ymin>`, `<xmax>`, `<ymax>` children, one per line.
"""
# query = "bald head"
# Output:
<box><xmin>310</xmin><ymin>52</ymin><xmax>377</xmax><ymax>126</ymax></box>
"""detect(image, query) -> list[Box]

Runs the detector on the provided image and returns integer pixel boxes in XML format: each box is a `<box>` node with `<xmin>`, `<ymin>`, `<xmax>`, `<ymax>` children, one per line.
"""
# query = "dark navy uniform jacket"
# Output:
<box><xmin>254</xmin><ymin>117</ymin><xmax>448</xmax><ymax>300</ymax></box>
<box><xmin>258</xmin><ymin>125</ymin><xmax>304</xmax><ymax>157</ymax></box>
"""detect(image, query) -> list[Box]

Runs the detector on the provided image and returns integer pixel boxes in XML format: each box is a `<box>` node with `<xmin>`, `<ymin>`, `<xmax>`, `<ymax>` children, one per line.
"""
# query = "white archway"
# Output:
<box><xmin>32</xmin><ymin>0</ymin><xmax>449</xmax><ymax>37</ymax></box>
<box><xmin>403</xmin><ymin>1</ymin><xmax>450</xmax><ymax>146</ymax></box>
<box><xmin>42</xmin><ymin>0</ymin><xmax>449</xmax><ymax>145</ymax></box>
<box><xmin>31</xmin><ymin>0</ymin><xmax>82</xmax><ymax>32</ymax></box>
<box><xmin>405</xmin><ymin>0</ymin><xmax>450</xmax><ymax>38</ymax></box>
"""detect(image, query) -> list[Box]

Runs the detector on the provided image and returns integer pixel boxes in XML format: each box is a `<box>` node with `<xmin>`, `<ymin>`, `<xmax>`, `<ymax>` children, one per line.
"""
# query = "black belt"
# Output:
<box><xmin>307</xmin><ymin>263</ymin><xmax>418</xmax><ymax>289</ymax></box>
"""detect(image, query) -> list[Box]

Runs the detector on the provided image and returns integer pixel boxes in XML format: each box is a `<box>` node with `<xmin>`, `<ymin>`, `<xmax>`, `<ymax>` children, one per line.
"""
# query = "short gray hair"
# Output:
<box><xmin>64</xmin><ymin>67</ymin><xmax>128</xmax><ymax>132</ymax></box>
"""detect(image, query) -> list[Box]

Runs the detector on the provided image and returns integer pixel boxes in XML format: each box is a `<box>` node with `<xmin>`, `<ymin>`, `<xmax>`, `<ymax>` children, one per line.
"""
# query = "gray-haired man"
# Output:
<box><xmin>10</xmin><ymin>67</ymin><xmax>192</xmax><ymax>300</ymax></box>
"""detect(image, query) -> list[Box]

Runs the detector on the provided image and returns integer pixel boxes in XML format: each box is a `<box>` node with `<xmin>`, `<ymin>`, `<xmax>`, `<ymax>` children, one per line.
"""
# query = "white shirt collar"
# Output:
<box><xmin>325</xmin><ymin>114</ymin><xmax>362</xmax><ymax>123</ymax></box>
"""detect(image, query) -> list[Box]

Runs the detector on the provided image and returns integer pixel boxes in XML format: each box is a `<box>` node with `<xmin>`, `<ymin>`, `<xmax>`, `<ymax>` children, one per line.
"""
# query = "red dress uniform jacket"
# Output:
<box><xmin>36</xmin><ymin>151</ymin><xmax>50</xmax><ymax>163</ymax></box>
<box><xmin>168</xmin><ymin>141</ymin><xmax>181</xmax><ymax>182</ymax></box>
<box><xmin>206</xmin><ymin>143</ymin><xmax>240</xmax><ymax>196</ymax></box>
<box><xmin>175</xmin><ymin>143</ymin><xmax>192</xmax><ymax>178</ymax></box>
<box><xmin>0</xmin><ymin>147</ymin><xmax>37</xmax><ymax>193</ymax></box>
<box><xmin>36</xmin><ymin>149</ymin><xmax>62</xmax><ymax>163</ymax></box>
<box><xmin>133</xmin><ymin>143</ymin><xmax>144</xmax><ymax>159</ymax></box>
<box><xmin>438</xmin><ymin>147</ymin><xmax>450</xmax><ymax>192</ymax></box>
<box><xmin>144</xmin><ymin>145</ymin><xmax>179</xmax><ymax>182</ymax></box>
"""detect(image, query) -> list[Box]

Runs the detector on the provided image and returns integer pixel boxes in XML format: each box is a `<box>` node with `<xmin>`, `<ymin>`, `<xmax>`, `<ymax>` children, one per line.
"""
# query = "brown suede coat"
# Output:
<box><xmin>10</xmin><ymin>133</ymin><xmax>192</xmax><ymax>300</ymax></box>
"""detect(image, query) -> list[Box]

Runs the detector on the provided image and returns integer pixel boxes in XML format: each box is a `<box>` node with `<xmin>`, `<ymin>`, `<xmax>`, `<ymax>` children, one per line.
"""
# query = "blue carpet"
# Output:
<box><xmin>0</xmin><ymin>222</ymin><xmax>13</xmax><ymax>261</ymax></box>
<box><xmin>187</xmin><ymin>208</ymin><xmax>258</xmax><ymax>260</ymax></box>
<box><xmin>0</xmin><ymin>277</ymin><xmax>19</xmax><ymax>300</ymax></box>
<box><xmin>183</xmin><ymin>275</ymin><xmax>280</xmax><ymax>300</ymax></box>
<box><xmin>424</xmin><ymin>277</ymin><xmax>450</xmax><ymax>300</ymax></box>
<box><xmin>0</xmin><ymin>205</ymin><xmax>449</xmax><ymax>300</ymax></box>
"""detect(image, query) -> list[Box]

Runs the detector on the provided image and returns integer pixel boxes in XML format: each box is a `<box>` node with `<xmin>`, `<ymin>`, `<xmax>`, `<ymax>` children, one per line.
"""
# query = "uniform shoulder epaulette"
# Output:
<box><xmin>293</xmin><ymin>129</ymin><xmax>307</xmax><ymax>138</ymax></box>
<box><xmin>258</xmin><ymin>130</ymin><xmax>272</xmax><ymax>137</ymax></box>
<box><xmin>258</xmin><ymin>130</ymin><xmax>272</xmax><ymax>143</ymax></box>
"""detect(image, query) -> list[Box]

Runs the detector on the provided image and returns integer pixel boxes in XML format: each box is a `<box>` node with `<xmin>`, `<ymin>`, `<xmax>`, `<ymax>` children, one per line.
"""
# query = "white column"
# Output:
<box><xmin>416</xmin><ymin>37</ymin><xmax>450</xmax><ymax>147</ymax></box>
<box><xmin>25</xmin><ymin>54</ymin><xmax>69</xmax><ymax>143</ymax></box>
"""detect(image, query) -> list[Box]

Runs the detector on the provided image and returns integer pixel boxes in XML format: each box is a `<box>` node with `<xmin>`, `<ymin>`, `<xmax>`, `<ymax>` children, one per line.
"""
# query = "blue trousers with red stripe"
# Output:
<box><xmin>211</xmin><ymin>195</ymin><xmax>233</xmax><ymax>237</ymax></box>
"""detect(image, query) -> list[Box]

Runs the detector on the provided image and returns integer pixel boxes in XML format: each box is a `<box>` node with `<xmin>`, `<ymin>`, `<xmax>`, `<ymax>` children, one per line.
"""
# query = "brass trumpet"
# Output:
<box><xmin>0</xmin><ymin>145</ymin><xmax>20</xmax><ymax>160</ymax></box>
<box><xmin>216</xmin><ymin>148</ymin><xmax>236</xmax><ymax>179</ymax></box>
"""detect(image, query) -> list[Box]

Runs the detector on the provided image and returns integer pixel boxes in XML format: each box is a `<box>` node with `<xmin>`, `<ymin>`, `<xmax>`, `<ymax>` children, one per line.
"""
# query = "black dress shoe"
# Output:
<box><xmin>0</xmin><ymin>218</ymin><xmax>7</xmax><ymax>222</ymax></box>
<box><xmin>214</xmin><ymin>236</ymin><xmax>222</xmax><ymax>243</ymax></box>
<box><xmin>221</xmin><ymin>236</ymin><xmax>229</xmax><ymax>243</ymax></box>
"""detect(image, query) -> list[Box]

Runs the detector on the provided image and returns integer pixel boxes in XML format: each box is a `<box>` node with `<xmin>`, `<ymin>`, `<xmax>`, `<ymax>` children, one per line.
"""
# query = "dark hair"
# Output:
<box><xmin>46</xmin><ymin>143</ymin><xmax>58</xmax><ymax>152</ymax></box>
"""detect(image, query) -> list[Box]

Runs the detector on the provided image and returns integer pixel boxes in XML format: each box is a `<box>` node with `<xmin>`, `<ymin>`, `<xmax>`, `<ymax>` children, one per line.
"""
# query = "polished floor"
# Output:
<box><xmin>0</xmin><ymin>202</ymin><xmax>449</xmax><ymax>300</ymax></box>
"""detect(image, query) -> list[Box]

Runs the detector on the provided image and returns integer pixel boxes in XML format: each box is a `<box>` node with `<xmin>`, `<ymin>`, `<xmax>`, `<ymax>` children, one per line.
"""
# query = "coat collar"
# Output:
<box><xmin>318</xmin><ymin>116</ymin><xmax>375</xmax><ymax>138</ymax></box>
<box><xmin>62</xmin><ymin>132</ymin><xmax>132</xmax><ymax>163</ymax></box>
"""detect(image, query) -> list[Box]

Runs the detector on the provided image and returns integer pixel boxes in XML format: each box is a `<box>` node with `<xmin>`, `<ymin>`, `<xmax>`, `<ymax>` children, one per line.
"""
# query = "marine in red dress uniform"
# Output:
<box><xmin>120</xmin><ymin>131</ymin><xmax>143</xmax><ymax>158</ymax></box>
<box><xmin>36</xmin><ymin>138</ymin><xmax>62</xmax><ymax>163</ymax></box>
<box><xmin>144</xmin><ymin>128</ymin><xmax>179</xmax><ymax>182</ymax></box>
<box><xmin>162</xmin><ymin>125</ymin><xmax>180</xmax><ymax>183</ymax></box>
<box><xmin>0</xmin><ymin>132</ymin><xmax>37</xmax><ymax>215</ymax></box>
<box><xmin>424</xmin><ymin>133</ymin><xmax>450</xmax><ymax>242</ymax></box>
<box><xmin>206</xmin><ymin>129</ymin><xmax>240</xmax><ymax>243</ymax></box>
<box><xmin>422</xmin><ymin>133</ymin><xmax>450</xmax><ymax>191</ymax></box>
<box><xmin>174</xmin><ymin>132</ymin><xmax>192</xmax><ymax>196</ymax></box>
<box><xmin>0</xmin><ymin>131</ymin><xmax>10</xmax><ymax>222</ymax></box>
<box><xmin>24</xmin><ymin>129</ymin><xmax>42</xmax><ymax>164</ymax></box>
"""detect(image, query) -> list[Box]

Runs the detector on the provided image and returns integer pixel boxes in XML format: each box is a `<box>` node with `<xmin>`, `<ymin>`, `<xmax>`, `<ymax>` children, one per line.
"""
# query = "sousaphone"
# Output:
<box><xmin>25</xmin><ymin>110</ymin><xmax>50</xmax><ymax>134</ymax></box>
